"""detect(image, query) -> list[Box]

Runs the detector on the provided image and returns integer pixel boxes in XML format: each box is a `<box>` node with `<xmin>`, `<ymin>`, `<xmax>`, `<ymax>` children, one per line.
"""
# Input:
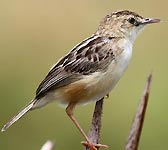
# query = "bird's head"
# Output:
<box><xmin>97</xmin><ymin>10</ymin><xmax>160</xmax><ymax>42</ymax></box>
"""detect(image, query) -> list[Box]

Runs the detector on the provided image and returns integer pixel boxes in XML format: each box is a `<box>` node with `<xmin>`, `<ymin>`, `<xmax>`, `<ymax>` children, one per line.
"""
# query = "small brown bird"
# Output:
<box><xmin>2</xmin><ymin>10</ymin><xmax>160</xmax><ymax>149</ymax></box>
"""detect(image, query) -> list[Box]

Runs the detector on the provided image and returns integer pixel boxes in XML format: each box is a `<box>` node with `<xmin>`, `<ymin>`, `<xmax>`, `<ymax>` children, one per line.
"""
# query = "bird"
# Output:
<box><xmin>1</xmin><ymin>10</ymin><xmax>160</xmax><ymax>150</ymax></box>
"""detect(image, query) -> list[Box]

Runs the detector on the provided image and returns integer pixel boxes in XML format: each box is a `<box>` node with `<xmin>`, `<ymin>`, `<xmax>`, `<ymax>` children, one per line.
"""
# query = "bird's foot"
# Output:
<box><xmin>81</xmin><ymin>141</ymin><xmax>108</xmax><ymax>150</ymax></box>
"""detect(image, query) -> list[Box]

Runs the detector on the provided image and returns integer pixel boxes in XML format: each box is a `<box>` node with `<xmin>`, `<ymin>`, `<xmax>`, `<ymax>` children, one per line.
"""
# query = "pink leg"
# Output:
<box><xmin>66</xmin><ymin>103</ymin><xmax>108</xmax><ymax>150</ymax></box>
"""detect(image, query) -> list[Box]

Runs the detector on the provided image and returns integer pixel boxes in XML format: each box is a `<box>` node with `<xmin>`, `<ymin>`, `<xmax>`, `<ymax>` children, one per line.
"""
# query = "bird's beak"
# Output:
<box><xmin>141</xmin><ymin>18</ymin><xmax>161</xmax><ymax>25</ymax></box>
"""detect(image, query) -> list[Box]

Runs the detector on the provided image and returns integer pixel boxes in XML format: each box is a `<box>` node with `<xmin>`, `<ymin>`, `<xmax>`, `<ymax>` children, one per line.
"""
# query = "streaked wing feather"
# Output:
<box><xmin>36</xmin><ymin>35</ymin><xmax>115</xmax><ymax>98</ymax></box>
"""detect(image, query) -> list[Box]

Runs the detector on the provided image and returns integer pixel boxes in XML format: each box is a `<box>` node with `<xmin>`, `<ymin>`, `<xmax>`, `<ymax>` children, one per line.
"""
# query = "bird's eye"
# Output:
<box><xmin>128</xmin><ymin>17</ymin><xmax>140</xmax><ymax>26</ymax></box>
<box><xmin>128</xmin><ymin>17</ymin><xmax>136</xmax><ymax>24</ymax></box>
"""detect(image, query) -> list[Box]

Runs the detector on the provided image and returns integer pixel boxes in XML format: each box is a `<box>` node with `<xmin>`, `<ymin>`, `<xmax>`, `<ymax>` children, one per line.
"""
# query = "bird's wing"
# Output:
<box><xmin>35</xmin><ymin>35</ymin><xmax>116</xmax><ymax>98</ymax></box>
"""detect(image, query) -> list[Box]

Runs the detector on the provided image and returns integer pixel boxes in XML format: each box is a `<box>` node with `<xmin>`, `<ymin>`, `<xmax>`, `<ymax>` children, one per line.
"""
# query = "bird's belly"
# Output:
<box><xmin>83</xmin><ymin>61</ymin><xmax>129</xmax><ymax>104</ymax></box>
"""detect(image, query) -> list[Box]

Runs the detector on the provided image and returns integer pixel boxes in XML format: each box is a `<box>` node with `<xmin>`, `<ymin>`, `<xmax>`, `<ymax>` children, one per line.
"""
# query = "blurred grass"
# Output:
<box><xmin>0</xmin><ymin>0</ymin><xmax>167</xmax><ymax>150</ymax></box>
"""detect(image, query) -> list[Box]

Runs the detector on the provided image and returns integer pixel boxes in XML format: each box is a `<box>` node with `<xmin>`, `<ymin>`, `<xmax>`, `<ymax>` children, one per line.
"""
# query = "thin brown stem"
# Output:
<box><xmin>125</xmin><ymin>73</ymin><xmax>152</xmax><ymax>150</ymax></box>
<box><xmin>88</xmin><ymin>98</ymin><xmax>104</xmax><ymax>145</ymax></box>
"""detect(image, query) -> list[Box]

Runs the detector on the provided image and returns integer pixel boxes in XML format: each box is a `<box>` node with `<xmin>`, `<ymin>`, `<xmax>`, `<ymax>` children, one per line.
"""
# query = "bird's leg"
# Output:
<box><xmin>66</xmin><ymin>103</ymin><xmax>100</xmax><ymax>150</ymax></box>
<box><xmin>66</xmin><ymin>103</ymin><xmax>90</xmax><ymax>143</ymax></box>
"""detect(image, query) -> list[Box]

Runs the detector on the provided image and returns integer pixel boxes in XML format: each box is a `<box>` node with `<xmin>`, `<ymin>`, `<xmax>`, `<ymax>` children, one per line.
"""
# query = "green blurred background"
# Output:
<box><xmin>0</xmin><ymin>0</ymin><xmax>167</xmax><ymax>150</ymax></box>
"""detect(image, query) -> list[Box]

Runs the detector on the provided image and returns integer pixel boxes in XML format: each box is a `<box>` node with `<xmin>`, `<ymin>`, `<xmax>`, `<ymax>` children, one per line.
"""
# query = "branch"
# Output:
<box><xmin>125</xmin><ymin>73</ymin><xmax>152</xmax><ymax>150</ymax></box>
<box><xmin>88</xmin><ymin>98</ymin><xmax>104</xmax><ymax>146</ymax></box>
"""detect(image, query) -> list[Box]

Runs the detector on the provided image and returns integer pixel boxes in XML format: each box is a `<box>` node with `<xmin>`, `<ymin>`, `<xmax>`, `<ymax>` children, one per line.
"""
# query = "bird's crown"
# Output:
<box><xmin>96</xmin><ymin>10</ymin><xmax>160</xmax><ymax>42</ymax></box>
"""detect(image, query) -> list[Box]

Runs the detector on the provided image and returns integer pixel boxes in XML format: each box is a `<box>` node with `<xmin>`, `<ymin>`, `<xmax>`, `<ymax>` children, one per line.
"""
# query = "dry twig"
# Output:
<box><xmin>82</xmin><ymin>98</ymin><xmax>107</xmax><ymax>150</ymax></box>
<box><xmin>125</xmin><ymin>73</ymin><xmax>152</xmax><ymax>150</ymax></box>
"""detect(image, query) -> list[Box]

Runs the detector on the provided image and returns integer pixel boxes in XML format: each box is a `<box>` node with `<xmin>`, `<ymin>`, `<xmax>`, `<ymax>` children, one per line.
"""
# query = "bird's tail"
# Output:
<box><xmin>1</xmin><ymin>99</ymin><xmax>36</xmax><ymax>132</ymax></box>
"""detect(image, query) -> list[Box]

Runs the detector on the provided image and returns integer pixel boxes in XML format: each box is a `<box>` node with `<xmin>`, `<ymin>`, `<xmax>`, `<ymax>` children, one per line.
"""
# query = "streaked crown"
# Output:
<box><xmin>96</xmin><ymin>10</ymin><xmax>160</xmax><ymax>42</ymax></box>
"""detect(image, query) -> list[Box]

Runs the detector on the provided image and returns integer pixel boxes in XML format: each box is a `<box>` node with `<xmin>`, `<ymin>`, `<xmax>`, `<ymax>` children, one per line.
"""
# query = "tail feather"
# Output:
<box><xmin>1</xmin><ymin>99</ymin><xmax>36</xmax><ymax>132</ymax></box>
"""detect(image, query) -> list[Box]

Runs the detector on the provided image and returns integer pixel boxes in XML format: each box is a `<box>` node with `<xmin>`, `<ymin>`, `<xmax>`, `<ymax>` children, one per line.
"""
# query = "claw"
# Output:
<box><xmin>105</xmin><ymin>94</ymin><xmax>109</xmax><ymax>99</ymax></box>
<box><xmin>81</xmin><ymin>141</ymin><xmax>108</xmax><ymax>150</ymax></box>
